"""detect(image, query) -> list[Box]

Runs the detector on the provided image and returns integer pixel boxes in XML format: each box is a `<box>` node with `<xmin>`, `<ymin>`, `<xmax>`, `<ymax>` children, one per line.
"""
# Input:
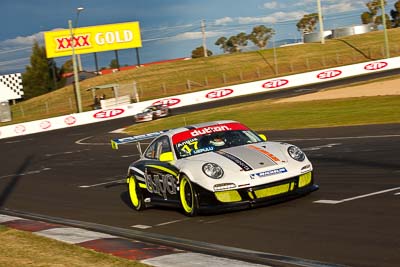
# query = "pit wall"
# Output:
<box><xmin>0</xmin><ymin>57</ymin><xmax>399</xmax><ymax>140</ymax></box>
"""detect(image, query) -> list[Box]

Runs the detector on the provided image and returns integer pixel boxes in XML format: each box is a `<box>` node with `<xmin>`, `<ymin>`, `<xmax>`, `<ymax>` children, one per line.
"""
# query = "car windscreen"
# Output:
<box><xmin>173</xmin><ymin>129</ymin><xmax>262</xmax><ymax>159</ymax></box>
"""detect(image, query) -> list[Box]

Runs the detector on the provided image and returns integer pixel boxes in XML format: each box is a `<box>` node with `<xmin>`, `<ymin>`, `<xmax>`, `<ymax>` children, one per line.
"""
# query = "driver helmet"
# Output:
<box><xmin>210</xmin><ymin>135</ymin><xmax>225</xmax><ymax>147</ymax></box>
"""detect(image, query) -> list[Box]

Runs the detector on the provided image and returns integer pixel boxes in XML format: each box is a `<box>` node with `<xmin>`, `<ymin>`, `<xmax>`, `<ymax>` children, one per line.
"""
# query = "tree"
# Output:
<box><xmin>22</xmin><ymin>40</ymin><xmax>59</xmax><ymax>99</ymax></box>
<box><xmin>296</xmin><ymin>13</ymin><xmax>319</xmax><ymax>36</ymax></box>
<box><xmin>390</xmin><ymin>0</ymin><xmax>400</xmax><ymax>27</ymax></box>
<box><xmin>215</xmin><ymin>37</ymin><xmax>228</xmax><ymax>53</ymax></box>
<box><xmin>61</xmin><ymin>59</ymin><xmax>73</xmax><ymax>73</ymax></box>
<box><xmin>191</xmin><ymin>46</ymin><xmax>213</xmax><ymax>58</ymax></box>
<box><xmin>226</xmin><ymin>32</ymin><xmax>248</xmax><ymax>53</ymax></box>
<box><xmin>109</xmin><ymin>59</ymin><xmax>120</xmax><ymax>69</ymax></box>
<box><xmin>361</xmin><ymin>0</ymin><xmax>391</xmax><ymax>28</ymax></box>
<box><xmin>248</xmin><ymin>25</ymin><xmax>275</xmax><ymax>49</ymax></box>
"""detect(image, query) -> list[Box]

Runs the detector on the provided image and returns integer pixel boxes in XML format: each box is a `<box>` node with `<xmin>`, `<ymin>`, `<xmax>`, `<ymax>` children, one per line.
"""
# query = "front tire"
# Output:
<box><xmin>128</xmin><ymin>176</ymin><xmax>145</xmax><ymax>211</ymax></box>
<box><xmin>179</xmin><ymin>175</ymin><xmax>199</xmax><ymax>216</ymax></box>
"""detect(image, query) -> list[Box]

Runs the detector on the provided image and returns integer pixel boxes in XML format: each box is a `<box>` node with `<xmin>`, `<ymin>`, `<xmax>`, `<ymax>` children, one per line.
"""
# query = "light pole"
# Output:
<box><xmin>201</xmin><ymin>19</ymin><xmax>208</xmax><ymax>57</ymax></box>
<box><xmin>380</xmin><ymin>0</ymin><xmax>390</xmax><ymax>58</ymax></box>
<box><xmin>317</xmin><ymin>0</ymin><xmax>325</xmax><ymax>44</ymax></box>
<box><xmin>68</xmin><ymin>7</ymin><xmax>84</xmax><ymax>113</ymax></box>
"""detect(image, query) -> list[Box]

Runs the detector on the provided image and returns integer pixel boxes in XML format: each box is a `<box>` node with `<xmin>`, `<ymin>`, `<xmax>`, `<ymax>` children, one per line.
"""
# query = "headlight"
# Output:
<box><xmin>287</xmin><ymin>146</ymin><xmax>305</xmax><ymax>161</ymax></box>
<box><xmin>202</xmin><ymin>163</ymin><xmax>224</xmax><ymax>179</ymax></box>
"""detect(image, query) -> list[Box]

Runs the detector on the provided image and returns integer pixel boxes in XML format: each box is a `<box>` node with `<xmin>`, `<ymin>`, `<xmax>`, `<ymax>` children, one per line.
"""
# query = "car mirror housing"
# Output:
<box><xmin>259</xmin><ymin>134</ymin><xmax>267</xmax><ymax>141</ymax></box>
<box><xmin>160</xmin><ymin>152</ymin><xmax>174</xmax><ymax>162</ymax></box>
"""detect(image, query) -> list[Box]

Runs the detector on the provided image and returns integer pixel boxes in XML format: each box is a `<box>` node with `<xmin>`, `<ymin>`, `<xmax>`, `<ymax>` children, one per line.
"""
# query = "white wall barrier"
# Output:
<box><xmin>0</xmin><ymin>57</ymin><xmax>399</xmax><ymax>140</ymax></box>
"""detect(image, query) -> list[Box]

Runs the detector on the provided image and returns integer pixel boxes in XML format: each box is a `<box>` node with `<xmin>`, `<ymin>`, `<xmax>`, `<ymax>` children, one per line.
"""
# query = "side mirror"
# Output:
<box><xmin>160</xmin><ymin>152</ymin><xmax>174</xmax><ymax>162</ymax></box>
<box><xmin>259</xmin><ymin>134</ymin><xmax>267</xmax><ymax>141</ymax></box>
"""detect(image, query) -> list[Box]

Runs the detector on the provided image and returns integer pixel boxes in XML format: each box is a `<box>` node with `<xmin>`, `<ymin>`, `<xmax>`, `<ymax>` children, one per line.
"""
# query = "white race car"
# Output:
<box><xmin>111</xmin><ymin>120</ymin><xmax>318</xmax><ymax>216</ymax></box>
<box><xmin>134</xmin><ymin>104</ymin><xmax>170</xmax><ymax>122</ymax></box>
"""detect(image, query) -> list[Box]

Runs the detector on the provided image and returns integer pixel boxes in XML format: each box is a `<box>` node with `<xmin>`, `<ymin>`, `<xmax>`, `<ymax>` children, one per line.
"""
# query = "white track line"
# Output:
<box><xmin>314</xmin><ymin>187</ymin><xmax>400</xmax><ymax>204</ymax></box>
<box><xmin>278</xmin><ymin>134</ymin><xmax>400</xmax><ymax>142</ymax></box>
<box><xmin>75</xmin><ymin>136</ymin><xmax>109</xmax><ymax>145</ymax></box>
<box><xmin>0</xmin><ymin>167</ymin><xmax>51</xmax><ymax>180</ymax></box>
<box><xmin>79</xmin><ymin>179</ymin><xmax>125</xmax><ymax>188</ymax></box>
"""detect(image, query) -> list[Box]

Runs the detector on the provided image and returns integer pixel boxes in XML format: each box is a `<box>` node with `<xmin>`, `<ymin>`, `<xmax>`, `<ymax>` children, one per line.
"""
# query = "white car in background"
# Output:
<box><xmin>134</xmin><ymin>104</ymin><xmax>170</xmax><ymax>122</ymax></box>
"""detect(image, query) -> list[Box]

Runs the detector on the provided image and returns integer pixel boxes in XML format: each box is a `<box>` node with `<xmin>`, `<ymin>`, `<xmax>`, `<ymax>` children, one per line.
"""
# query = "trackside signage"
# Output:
<box><xmin>1</xmin><ymin>56</ymin><xmax>400</xmax><ymax>140</ymax></box>
<box><xmin>93</xmin><ymin>108</ymin><xmax>125</xmax><ymax>119</ymax></box>
<box><xmin>44</xmin><ymin>21</ymin><xmax>142</xmax><ymax>58</ymax></box>
<box><xmin>364</xmin><ymin>62</ymin><xmax>388</xmax><ymax>70</ymax></box>
<box><xmin>317</xmin><ymin>70</ymin><xmax>342</xmax><ymax>79</ymax></box>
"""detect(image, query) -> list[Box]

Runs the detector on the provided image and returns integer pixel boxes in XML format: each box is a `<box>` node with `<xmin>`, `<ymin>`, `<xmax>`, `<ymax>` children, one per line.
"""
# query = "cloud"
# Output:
<box><xmin>322</xmin><ymin>1</ymin><xmax>365</xmax><ymax>13</ymax></box>
<box><xmin>293</xmin><ymin>0</ymin><xmax>366</xmax><ymax>14</ymax></box>
<box><xmin>1</xmin><ymin>32</ymin><xmax>44</xmax><ymax>48</ymax></box>
<box><xmin>237</xmin><ymin>11</ymin><xmax>306</xmax><ymax>24</ymax></box>
<box><xmin>164</xmin><ymin>30</ymin><xmax>226</xmax><ymax>42</ymax></box>
<box><xmin>263</xmin><ymin>2</ymin><xmax>279</xmax><ymax>9</ymax></box>
<box><xmin>214</xmin><ymin>17</ymin><xmax>234</xmax><ymax>25</ymax></box>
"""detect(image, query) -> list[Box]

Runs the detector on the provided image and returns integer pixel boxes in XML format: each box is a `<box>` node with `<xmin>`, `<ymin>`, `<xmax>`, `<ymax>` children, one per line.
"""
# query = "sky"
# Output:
<box><xmin>0</xmin><ymin>0</ymin><xmax>398</xmax><ymax>75</ymax></box>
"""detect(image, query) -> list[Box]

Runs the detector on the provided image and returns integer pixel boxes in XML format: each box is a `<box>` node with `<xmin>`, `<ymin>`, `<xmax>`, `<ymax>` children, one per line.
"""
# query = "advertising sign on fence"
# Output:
<box><xmin>0</xmin><ymin>57</ymin><xmax>399</xmax><ymax>140</ymax></box>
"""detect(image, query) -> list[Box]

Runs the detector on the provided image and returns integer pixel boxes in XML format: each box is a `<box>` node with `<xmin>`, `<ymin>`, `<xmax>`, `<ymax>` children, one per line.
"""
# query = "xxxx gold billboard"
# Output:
<box><xmin>44</xmin><ymin>21</ymin><xmax>142</xmax><ymax>58</ymax></box>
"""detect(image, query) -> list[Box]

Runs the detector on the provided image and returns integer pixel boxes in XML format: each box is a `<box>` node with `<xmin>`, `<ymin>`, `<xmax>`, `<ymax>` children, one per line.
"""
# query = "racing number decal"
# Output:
<box><xmin>180</xmin><ymin>139</ymin><xmax>199</xmax><ymax>155</ymax></box>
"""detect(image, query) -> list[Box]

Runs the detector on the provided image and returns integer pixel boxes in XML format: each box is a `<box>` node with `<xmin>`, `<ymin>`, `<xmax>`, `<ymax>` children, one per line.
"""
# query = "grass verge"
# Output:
<box><xmin>125</xmin><ymin>95</ymin><xmax>400</xmax><ymax>135</ymax></box>
<box><xmin>0</xmin><ymin>225</ymin><xmax>149</xmax><ymax>267</ymax></box>
<box><xmin>4</xmin><ymin>28</ymin><xmax>400</xmax><ymax>125</ymax></box>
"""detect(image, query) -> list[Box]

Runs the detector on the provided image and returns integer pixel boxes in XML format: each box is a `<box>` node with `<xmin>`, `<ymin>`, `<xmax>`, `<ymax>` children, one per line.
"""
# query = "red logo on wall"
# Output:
<box><xmin>40</xmin><ymin>120</ymin><xmax>51</xmax><ymax>130</ymax></box>
<box><xmin>94</xmin><ymin>108</ymin><xmax>125</xmax><ymax>119</ymax></box>
<box><xmin>262</xmin><ymin>79</ymin><xmax>289</xmax><ymax>89</ymax></box>
<box><xmin>14</xmin><ymin>125</ymin><xmax>26</xmax><ymax>134</ymax></box>
<box><xmin>206</xmin><ymin>89</ymin><xmax>234</xmax><ymax>99</ymax></box>
<box><xmin>364</xmin><ymin>62</ymin><xmax>388</xmax><ymax>71</ymax></box>
<box><xmin>64</xmin><ymin>116</ymin><xmax>77</xmax><ymax>125</ymax></box>
<box><xmin>317</xmin><ymin>70</ymin><xmax>342</xmax><ymax>79</ymax></box>
<box><xmin>153</xmin><ymin>98</ymin><xmax>181</xmax><ymax>107</ymax></box>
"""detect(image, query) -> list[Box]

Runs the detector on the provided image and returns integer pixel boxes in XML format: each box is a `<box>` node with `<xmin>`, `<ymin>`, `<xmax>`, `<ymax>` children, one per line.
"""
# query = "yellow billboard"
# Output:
<box><xmin>44</xmin><ymin>21</ymin><xmax>142</xmax><ymax>58</ymax></box>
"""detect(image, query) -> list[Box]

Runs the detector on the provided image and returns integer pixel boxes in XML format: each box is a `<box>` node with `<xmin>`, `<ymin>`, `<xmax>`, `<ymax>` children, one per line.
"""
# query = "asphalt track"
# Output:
<box><xmin>1</xmin><ymin>73</ymin><xmax>400</xmax><ymax>266</ymax></box>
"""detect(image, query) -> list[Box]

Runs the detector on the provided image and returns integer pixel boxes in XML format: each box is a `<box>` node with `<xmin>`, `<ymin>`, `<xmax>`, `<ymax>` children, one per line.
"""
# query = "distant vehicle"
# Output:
<box><xmin>111</xmin><ymin>120</ymin><xmax>318</xmax><ymax>216</ymax></box>
<box><xmin>134</xmin><ymin>104</ymin><xmax>170</xmax><ymax>122</ymax></box>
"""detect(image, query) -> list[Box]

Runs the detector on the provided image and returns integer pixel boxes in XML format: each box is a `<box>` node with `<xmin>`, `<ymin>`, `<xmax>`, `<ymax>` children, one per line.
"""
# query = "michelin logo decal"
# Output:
<box><xmin>250</xmin><ymin>167</ymin><xmax>287</xmax><ymax>179</ymax></box>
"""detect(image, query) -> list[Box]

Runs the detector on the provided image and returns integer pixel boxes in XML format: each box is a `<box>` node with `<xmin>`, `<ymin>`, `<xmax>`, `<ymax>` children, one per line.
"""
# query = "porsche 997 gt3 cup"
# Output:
<box><xmin>111</xmin><ymin>120</ymin><xmax>318</xmax><ymax>216</ymax></box>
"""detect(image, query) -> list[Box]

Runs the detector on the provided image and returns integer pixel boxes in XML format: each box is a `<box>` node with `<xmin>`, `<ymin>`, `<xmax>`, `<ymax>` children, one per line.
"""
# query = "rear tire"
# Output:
<box><xmin>179</xmin><ymin>175</ymin><xmax>199</xmax><ymax>216</ymax></box>
<box><xmin>128</xmin><ymin>176</ymin><xmax>145</xmax><ymax>211</ymax></box>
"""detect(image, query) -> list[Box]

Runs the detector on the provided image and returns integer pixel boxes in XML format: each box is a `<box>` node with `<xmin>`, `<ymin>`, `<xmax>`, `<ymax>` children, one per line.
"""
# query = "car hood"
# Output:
<box><xmin>181</xmin><ymin>142</ymin><xmax>289</xmax><ymax>171</ymax></box>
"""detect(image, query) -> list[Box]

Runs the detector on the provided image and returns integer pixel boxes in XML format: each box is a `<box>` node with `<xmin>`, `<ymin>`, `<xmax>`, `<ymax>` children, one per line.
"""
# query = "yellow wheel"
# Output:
<box><xmin>128</xmin><ymin>176</ymin><xmax>145</xmax><ymax>211</ymax></box>
<box><xmin>179</xmin><ymin>175</ymin><xmax>198</xmax><ymax>216</ymax></box>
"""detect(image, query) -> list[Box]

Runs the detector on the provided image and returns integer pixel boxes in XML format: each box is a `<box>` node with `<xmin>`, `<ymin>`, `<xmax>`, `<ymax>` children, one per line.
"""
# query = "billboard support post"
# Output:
<box><xmin>69</xmin><ymin>19</ymin><xmax>83</xmax><ymax>113</ymax></box>
<box><xmin>136</xmin><ymin>48</ymin><xmax>141</xmax><ymax>67</ymax></box>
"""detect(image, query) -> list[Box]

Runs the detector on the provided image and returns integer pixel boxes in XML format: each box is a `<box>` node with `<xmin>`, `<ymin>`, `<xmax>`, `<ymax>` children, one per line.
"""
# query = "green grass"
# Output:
<box><xmin>125</xmin><ymin>95</ymin><xmax>400</xmax><ymax>134</ymax></box>
<box><xmin>3</xmin><ymin>28</ymin><xmax>400</xmax><ymax>126</ymax></box>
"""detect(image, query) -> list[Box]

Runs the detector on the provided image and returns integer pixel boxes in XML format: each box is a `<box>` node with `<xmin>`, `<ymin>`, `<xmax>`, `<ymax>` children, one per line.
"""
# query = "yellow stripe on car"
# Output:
<box><xmin>147</xmin><ymin>165</ymin><xmax>178</xmax><ymax>177</ymax></box>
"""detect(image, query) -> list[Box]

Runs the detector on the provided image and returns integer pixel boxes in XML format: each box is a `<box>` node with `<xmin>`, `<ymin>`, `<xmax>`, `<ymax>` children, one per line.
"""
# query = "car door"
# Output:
<box><xmin>140</xmin><ymin>136</ymin><xmax>180</xmax><ymax>203</ymax></box>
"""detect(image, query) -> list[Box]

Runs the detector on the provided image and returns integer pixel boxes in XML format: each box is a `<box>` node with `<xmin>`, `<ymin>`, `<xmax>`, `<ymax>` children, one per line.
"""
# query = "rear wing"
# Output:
<box><xmin>111</xmin><ymin>130</ymin><xmax>169</xmax><ymax>150</ymax></box>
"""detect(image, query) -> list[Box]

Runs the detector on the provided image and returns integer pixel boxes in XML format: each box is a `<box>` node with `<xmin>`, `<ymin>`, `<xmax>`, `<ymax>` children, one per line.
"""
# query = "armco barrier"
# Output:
<box><xmin>0</xmin><ymin>57</ymin><xmax>399</xmax><ymax>140</ymax></box>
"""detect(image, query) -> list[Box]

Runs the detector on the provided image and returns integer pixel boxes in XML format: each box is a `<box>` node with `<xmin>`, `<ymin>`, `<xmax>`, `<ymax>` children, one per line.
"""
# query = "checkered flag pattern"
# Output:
<box><xmin>0</xmin><ymin>73</ymin><xmax>24</xmax><ymax>100</ymax></box>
